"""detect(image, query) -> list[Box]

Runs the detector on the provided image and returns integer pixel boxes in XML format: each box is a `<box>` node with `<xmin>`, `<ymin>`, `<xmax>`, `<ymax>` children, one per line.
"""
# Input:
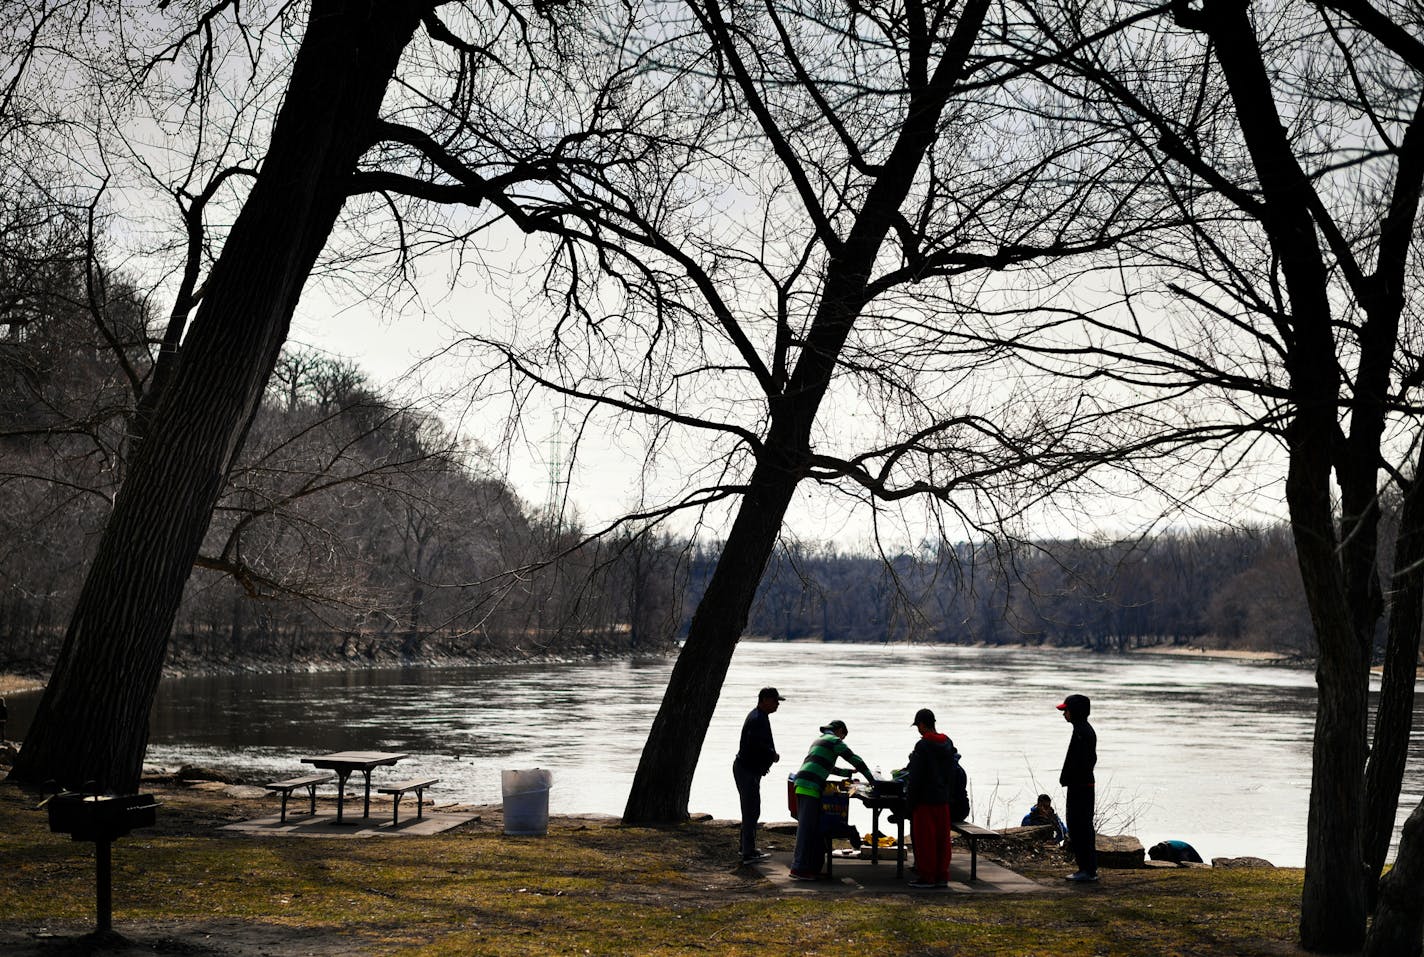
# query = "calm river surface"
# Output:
<box><xmin>10</xmin><ymin>642</ymin><xmax>1422</xmax><ymax>866</ymax></box>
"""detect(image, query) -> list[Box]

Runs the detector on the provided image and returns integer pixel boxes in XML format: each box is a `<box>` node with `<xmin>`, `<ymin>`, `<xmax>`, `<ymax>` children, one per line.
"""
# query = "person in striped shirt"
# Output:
<box><xmin>790</xmin><ymin>719</ymin><xmax>877</xmax><ymax>879</ymax></box>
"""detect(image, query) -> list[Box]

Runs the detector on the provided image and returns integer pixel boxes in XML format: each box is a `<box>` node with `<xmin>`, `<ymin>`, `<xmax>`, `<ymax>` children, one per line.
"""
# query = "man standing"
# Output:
<box><xmin>790</xmin><ymin>719</ymin><xmax>876</xmax><ymax>880</ymax></box>
<box><xmin>1058</xmin><ymin>693</ymin><xmax>1098</xmax><ymax>882</ymax></box>
<box><xmin>733</xmin><ymin>687</ymin><xmax>784</xmax><ymax>864</ymax></box>
<box><xmin>906</xmin><ymin>707</ymin><xmax>955</xmax><ymax>889</ymax></box>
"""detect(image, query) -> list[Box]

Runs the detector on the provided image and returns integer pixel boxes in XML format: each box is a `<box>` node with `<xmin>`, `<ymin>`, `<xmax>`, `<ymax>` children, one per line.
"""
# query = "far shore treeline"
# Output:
<box><xmin>694</xmin><ymin>526</ymin><xmax>1314</xmax><ymax>654</ymax></box>
<box><xmin>0</xmin><ymin>262</ymin><xmax>1324</xmax><ymax>676</ymax></box>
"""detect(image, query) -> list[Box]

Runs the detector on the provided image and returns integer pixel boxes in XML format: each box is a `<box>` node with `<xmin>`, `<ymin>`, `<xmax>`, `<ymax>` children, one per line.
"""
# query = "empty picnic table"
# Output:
<box><xmin>300</xmin><ymin>751</ymin><xmax>409</xmax><ymax>824</ymax></box>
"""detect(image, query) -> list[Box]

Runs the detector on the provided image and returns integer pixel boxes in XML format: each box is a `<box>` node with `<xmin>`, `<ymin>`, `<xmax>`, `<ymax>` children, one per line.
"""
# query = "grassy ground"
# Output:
<box><xmin>0</xmin><ymin>779</ymin><xmax>1310</xmax><ymax>956</ymax></box>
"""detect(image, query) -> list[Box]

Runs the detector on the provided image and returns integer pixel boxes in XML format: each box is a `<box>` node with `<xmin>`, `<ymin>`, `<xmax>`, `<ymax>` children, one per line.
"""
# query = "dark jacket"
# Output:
<box><xmin>906</xmin><ymin>731</ymin><xmax>954</xmax><ymax>807</ymax></box>
<box><xmin>1059</xmin><ymin>717</ymin><xmax>1097</xmax><ymax>788</ymax></box>
<box><xmin>1149</xmin><ymin>840</ymin><xmax>1203</xmax><ymax>864</ymax></box>
<box><xmin>735</xmin><ymin>707</ymin><xmax>777</xmax><ymax>776</ymax></box>
<box><xmin>1021</xmin><ymin>805</ymin><xmax>1067</xmax><ymax>842</ymax></box>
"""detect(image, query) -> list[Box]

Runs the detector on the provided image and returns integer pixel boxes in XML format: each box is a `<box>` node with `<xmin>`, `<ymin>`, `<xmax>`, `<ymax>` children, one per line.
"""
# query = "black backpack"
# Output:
<box><xmin>949</xmin><ymin>750</ymin><xmax>970</xmax><ymax>822</ymax></box>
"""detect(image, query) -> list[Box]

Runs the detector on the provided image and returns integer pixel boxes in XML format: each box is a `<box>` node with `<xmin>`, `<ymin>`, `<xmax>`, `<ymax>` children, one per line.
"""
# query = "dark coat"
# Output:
<box><xmin>735</xmin><ymin>707</ymin><xmax>778</xmax><ymax>776</ymax></box>
<box><xmin>906</xmin><ymin>732</ymin><xmax>954</xmax><ymax>807</ymax></box>
<box><xmin>1149</xmin><ymin>840</ymin><xmax>1203</xmax><ymax>864</ymax></box>
<box><xmin>1059</xmin><ymin>717</ymin><xmax>1097</xmax><ymax>788</ymax></box>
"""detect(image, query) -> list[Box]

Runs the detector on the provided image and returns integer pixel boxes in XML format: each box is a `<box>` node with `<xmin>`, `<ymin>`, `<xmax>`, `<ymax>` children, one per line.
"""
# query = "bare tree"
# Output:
<box><xmin>1005</xmin><ymin>0</ymin><xmax>1424</xmax><ymax>948</ymax></box>
<box><xmin>9</xmin><ymin>0</ymin><xmax>624</xmax><ymax>793</ymax></box>
<box><xmin>0</xmin><ymin>191</ymin><xmax>155</xmax><ymax>671</ymax></box>
<box><xmin>443</xmin><ymin>0</ymin><xmax>1190</xmax><ymax>822</ymax></box>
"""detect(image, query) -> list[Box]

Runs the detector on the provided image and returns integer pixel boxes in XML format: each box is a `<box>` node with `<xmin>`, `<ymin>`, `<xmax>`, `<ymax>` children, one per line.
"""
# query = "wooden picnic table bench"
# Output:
<box><xmin>951</xmin><ymin>821</ymin><xmax>998</xmax><ymax>882</ymax></box>
<box><xmin>265</xmin><ymin>773</ymin><xmax>334</xmax><ymax>824</ymax></box>
<box><xmin>377</xmin><ymin>777</ymin><xmax>439</xmax><ymax>825</ymax></box>
<box><xmin>300</xmin><ymin>751</ymin><xmax>409</xmax><ymax>824</ymax></box>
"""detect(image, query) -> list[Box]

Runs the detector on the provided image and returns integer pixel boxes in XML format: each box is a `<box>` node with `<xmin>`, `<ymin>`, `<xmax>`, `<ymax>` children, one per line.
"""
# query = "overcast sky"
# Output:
<box><xmin>286</xmin><ymin>255</ymin><xmax>1294</xmax><ymax>553</ymax></box>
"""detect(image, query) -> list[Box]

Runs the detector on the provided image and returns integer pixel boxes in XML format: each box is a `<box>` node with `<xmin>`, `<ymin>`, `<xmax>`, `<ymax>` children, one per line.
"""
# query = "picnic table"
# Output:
<box><xmin>300</xmin><ymin>751</ymin><xmax>409</xmax><ymax>824</ymax></box>
<box><xmin>849</xmin><ymin>782</ymin><xmax>908</xmax><ymax>877</ymax></box>
<box><xmin>848</xmin><ymin>781</ymin><xmax>995</xmax><ymax>881</ymax></box>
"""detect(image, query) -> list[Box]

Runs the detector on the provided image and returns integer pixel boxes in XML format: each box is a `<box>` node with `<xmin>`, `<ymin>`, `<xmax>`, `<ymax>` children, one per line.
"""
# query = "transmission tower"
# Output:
<box><xmin>545</xmin><ymin>424</ymin><xmax>568</xmax><ymax>531</ymax></box>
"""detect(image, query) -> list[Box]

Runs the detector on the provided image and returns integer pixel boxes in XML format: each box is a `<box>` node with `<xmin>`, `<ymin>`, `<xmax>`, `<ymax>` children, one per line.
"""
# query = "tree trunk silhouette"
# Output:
<box><xmin>10</xmin><ymin>0</ymin><xmax>424</xmax><ymax>793</ymax></box>
<box><xmin>1198</xmin><ymin>2</ymin><xmax>1374</xmax><ymax>945</ymax></box>
<box><xmin>1364</xmin><ymin>459</ymin><xmax>1424</xmax><ymax>889</ymax></box>
<box><xmin>1363</xmin><ymin>797</ymin><xmax>1424</xmax><ymax>957</ymax></box>
<box><xmin>623</xmin><ymin>451</ymin><xmax>801</xmax><ymax>822</ymax></box>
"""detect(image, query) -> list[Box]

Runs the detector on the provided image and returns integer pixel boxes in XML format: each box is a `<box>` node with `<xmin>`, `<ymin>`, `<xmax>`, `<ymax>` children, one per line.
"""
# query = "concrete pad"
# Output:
<box><xmin>219</xmin><ymin>810</ymin><xmax>478</xmax><ymax>838</ymax></box>
<box><xmin>746</xmin><ymin>850</ymin><xmax>1048</xmax><ymax>896</ymax></box>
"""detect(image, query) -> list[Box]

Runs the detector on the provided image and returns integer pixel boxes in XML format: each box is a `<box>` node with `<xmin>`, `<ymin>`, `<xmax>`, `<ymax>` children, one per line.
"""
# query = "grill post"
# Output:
<box><xmin>95</xmin><ymin>839</ymin><xmax>113</xmax><ymax>934</ymax></box>
<box><xmin>44</xmin><ymin>790</ymin><xmax>159</xmax><ymax>938</ymax></box>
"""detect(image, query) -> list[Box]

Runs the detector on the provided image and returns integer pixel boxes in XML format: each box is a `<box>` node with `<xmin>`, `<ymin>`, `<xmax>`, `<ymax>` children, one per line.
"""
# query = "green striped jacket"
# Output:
<box><xmin>793</xmin><ymin>732</ymin><xmax>873</xmax><ymax>798</ymax></box>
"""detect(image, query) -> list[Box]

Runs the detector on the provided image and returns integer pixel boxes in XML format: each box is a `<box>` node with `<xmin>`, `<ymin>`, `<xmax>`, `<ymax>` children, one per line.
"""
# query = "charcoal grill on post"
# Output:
<box><xmin>45</xmin><ymin>788</ymin><xmax>160</xmax><ymax>935</ymax></box>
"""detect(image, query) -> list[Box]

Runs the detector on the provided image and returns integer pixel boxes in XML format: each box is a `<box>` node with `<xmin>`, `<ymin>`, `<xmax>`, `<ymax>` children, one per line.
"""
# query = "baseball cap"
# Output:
<box><xmin>759</xmin><ymin>687</ymin><xmax>786</xmax><ymax>701</ymax></box>
<box><xmin>1056</xmin><ymin>693</ymin><xmax>1091</xmax><ymax>715</ymax></box>
<box><xmin>819</xmin><ymin>719</ymin><xmax>849</xmax><ymax>735</ymax></box>
<box><xmin>911</xmin><ymin>708</ymin><xmax>936</xmax><ymax>726</ymax></box>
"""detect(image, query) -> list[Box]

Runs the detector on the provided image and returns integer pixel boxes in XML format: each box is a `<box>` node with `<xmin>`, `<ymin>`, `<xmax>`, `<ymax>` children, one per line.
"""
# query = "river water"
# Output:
<box><xmin>8</xmin><ymin>642</ymin><xmax>1421</xmax><ymax>866</ymax></box>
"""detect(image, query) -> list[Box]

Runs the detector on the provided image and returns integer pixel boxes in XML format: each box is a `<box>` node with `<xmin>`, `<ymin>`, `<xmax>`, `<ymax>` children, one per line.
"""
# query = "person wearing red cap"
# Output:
<box><xmin>1057</xmin><ymin>693</ymin><xmax>1098</xmax><ymax>882</ymax></box>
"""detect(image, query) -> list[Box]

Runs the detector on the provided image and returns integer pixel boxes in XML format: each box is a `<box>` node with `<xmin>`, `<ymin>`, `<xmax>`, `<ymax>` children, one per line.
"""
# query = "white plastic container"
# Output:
<box><xmin>501</xmin><ymin>768</ymin><xmax>553</xmax><ymax>836</ymax></box>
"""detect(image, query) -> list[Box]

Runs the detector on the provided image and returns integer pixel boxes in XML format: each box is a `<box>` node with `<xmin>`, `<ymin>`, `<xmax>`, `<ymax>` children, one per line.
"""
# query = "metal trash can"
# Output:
<box><xmin>501</xmin><ymin>769</ymin><xmax>552</xmax><ymax>836</ymax></box>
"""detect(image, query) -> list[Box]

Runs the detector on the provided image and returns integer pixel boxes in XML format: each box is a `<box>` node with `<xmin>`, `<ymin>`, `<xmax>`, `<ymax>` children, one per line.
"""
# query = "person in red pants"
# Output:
<box><xmin>906</xmin><ymin>707</ymin><xmax>955</xmax><ymax>889</ymax></box>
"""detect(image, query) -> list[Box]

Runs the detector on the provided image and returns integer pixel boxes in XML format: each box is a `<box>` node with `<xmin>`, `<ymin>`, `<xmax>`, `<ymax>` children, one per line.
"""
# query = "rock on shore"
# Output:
<box><xmin>1095</xmin><ymin>834</ymin><xmax>1145</xmax><ymax>868</ymax></box>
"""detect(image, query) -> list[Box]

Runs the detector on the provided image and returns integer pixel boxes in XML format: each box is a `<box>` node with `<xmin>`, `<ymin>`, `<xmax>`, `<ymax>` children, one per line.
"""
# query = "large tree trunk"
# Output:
<box><xmin>1299</xmin><ymin>613</ymin><xmax>1372</xmax><ymax>951</ymax></box>
<box><xmin>9</xmin><ymin>1</ymin><xmax>424</xmax><ymax>794</ymax></box>
<box><xmin>1197</xmin><ymin>1</ymin><xmax>1375</xmax><ymax>946</ymax></box>
<box><xmin>1363</xmin><ymin>797</ymin><xmax>1424</xmax><ymax>957</ymax></box>
<box><xmin>1286</xmin><ymin>393</ymin><xmax>1371</xmax><ymax>954</ymax></box>
<box><xmin>1364</xmin><ymin>461</ymin><xmax>1424</xmax><ymax>889</ymax></box>
<box><xmin>622</xmin><ymin>450</ymin><xmax>802</xmax><ymax>822</ymax></box>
